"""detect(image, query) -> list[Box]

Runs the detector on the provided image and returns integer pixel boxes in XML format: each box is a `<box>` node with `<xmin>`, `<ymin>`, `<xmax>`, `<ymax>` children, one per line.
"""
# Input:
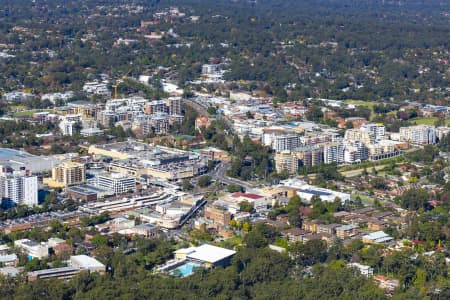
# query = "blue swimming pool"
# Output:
<box><xmin>171</xmin><ymin>262</ymin><xmax>201</xmax><ymax>277</ymax></box>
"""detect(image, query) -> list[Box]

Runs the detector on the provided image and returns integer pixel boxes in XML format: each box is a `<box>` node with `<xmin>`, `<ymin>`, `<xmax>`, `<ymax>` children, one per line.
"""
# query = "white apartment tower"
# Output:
<box><xmin>0</xmin><ymin>168</ymin><xmax>38</xmax><ymax>207</ymax></box>
<box><xmin>323</xmin><ymin>142</ymin><xmax>345</xmax><ymax>164</ymax></box>
<box><xmin>399</xmin><ymin>125</ymin><xmax>436</xmax><ymax>145</ymax></box>
<box><xmin>273</xmin><ymin>134</ymin><xmax>301</xmax><ymax>152</ymax></box>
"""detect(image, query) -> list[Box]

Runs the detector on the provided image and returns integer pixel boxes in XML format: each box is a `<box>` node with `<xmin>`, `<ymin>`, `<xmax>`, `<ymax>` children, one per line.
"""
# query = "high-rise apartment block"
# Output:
<box><xmin>51</xmin><ymin>161</ymin><xmax>86</xmax><ymax>187</ymax></box>
<box><xmin>0</xmin><ymin>167</ymin><xmax>38</xmax><ymax>207</ymax></box>
<box><xmin>399</xmin><ymin>125</ymin><xmax>436</xmax><ymax>145</ymax></box>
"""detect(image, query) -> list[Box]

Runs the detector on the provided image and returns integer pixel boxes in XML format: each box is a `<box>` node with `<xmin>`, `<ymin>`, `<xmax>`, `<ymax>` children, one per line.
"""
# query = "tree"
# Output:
<box><xmin>227</xmin><ymin>184</ymin><xmax>244</xmax><ymax>193</ymax></box>
<box><xmin>197</xmin><ymin>175</ymin><xmax>212</xmax><ymax>188</ymax></box>
<box><xmin>396</xmin><ymin>188</ymin><xmax>429</xmax><ymax>210</ymax></box>
<box><xmin>92</xmin><ymin>234</ymin><xmax>109</xmax><ymax>248</ymax></box>
<box><xmin>182</xmin><ymin>179</ymin><xmax>193</xmax><ymax>191</ymax></box>
<box><xmin>239</xmin><ymin>200</ymin><xmax>254</xmax><ymax>213</ymax></box>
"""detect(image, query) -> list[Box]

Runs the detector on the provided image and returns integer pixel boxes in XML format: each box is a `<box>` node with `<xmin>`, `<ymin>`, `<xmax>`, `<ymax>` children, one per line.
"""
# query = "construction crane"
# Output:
<box><xmin>112</xmin><ymin>68</ymin><xmax>133</xmax><ymax>99</ymax></box>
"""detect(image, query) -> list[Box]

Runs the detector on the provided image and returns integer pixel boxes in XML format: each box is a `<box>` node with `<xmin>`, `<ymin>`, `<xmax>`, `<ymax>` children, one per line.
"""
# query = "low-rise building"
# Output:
<box><xmin>173</xmin><ymin>244</ymin><xmax>236</xmax><ymax>268</ymax></box>
<box><xmin>348</xmin><ymin>263</ymin><xmax>373</xmax><ymax>277</ymax></box>
<box><xmin>362</xmin><ymin>231</ymin><xmax>393</xmax><ymax>244</ymax></box>
<box><xmin>335</xmin><ymin>224</ymin><xmax>359</xmax><ymax>238</ymax></box>
<box><xmin>204</xmin><ymin>205</ymin><xmax>232</xmax><ymax>227</ymax></box>
<box><xmin>14</xmin><ymin>239</ymin><xmax>49</xmax><ymax>260</ymax></box>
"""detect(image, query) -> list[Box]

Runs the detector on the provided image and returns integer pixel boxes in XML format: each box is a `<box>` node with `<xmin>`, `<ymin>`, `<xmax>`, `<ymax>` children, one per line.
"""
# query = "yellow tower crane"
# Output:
<box><xmin>112</xmin><ymin>68</ymin><xmax>133</xmax><ymax>99</ymax></box>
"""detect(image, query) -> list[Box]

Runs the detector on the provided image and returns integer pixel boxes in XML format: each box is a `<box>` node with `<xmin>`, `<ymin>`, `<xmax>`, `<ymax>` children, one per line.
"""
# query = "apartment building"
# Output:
<box><xmin>399</xmin><ymin>125</ymin><xmax>436</xmax><ymax>145</ymax></box>
<box><xmin>58</xmin><ymin>114</ymin><xmax>82</xmax><ymax>136</ymax></box>
<box><xmin>274</xmin><ymin>146</ymin><xmax>323</xmax><ymax>174</ymax></box>
<box><xmin>272</xmin><ymin>134</ymin><xmax>301</xmax><ymax>152</ymax></box>
<box><xmin>165</xmin><ymin>97</ymin><xmax>182</xmax><ymax>115</ymax></box>
<box><xmin>323</xmin><ymin>141</ymin><xmax>344</xmax><ymax>164</ymax></box>
<box><xmin>360</xmin><ymin>123</ymin><xmax>385</xmax><ymax>143</ymax></box>
<box><xmin>343</xmin><ymin>140</ymin><xmax>368</xmax><ymax>163</ymax></box>
<box><xmin>51</xmin><ymin>161</ymin><xmax>86</xmax><ymax>187</ymax></box>
<box><xmin>0</xmin><ymin>168</ymin><xmax>38</xmax><ymax>207</ymax></box>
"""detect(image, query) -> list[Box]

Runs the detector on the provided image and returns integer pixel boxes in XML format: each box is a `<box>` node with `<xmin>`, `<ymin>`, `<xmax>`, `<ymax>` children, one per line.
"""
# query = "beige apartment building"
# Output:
<box><xmin>44</xmin><ymin>161</ymin><xmax>86</xmax><ymax>188</ymax></box>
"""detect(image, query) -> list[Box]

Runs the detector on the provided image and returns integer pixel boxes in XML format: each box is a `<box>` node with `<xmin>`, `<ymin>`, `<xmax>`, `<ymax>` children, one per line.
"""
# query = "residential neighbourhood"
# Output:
<box><xmin>0</xmin><ymin>0</ymin><xmax>449</xmax><ymax>299</ymax></box>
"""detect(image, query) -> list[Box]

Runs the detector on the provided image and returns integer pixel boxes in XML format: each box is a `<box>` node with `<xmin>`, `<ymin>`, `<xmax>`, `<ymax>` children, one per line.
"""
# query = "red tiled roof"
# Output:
<box><xmin>231</xmin><ymin>192</ymin><xmax>263</xmax><ymax>199</ymax></box>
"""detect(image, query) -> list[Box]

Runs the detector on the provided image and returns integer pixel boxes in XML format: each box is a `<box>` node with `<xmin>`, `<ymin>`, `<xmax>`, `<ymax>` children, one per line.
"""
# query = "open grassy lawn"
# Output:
<box><xmin>12</xmin><ymin>109</ymin><xmax>52</xmax><ymax>117</ymax></box>
<box><xmin>409</xmin><ymin>117</ymin><xmax>450</xmax><ymax>126</ymax></box>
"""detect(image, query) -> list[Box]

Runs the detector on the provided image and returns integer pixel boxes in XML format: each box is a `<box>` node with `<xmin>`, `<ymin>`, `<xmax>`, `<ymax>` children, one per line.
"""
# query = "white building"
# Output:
<box><xmin>323</xmin><ymin>141</ymin><xmax>344</xmax><ymax>164</ymax></box>
<box><xmin>399</xmin><ymin>125</ymin><xmax>436</xmax><ymax>145</ymax></box>
<box><xmin>94</xmin><ymin>173</ymin><xmax>136</xmax><ymax>194</ymax></box>
<box><xmin>202</xmin><ymin>64</ymin><xmax>220</xmax><ymax>75</ymax></box>
<box><xmin>272</xmin><ymin>134</ymin><xmax>301</xmax><ymax>152</ymax></box>
<box><xmin>0</xmin><ymin>168</ymin><xmax>38</xmax><ymax>207</ymax></box>
<box><xmin>343</xmin><ymin>140</ymin><xmax>368</xmax><ymax>163</ymax></box>
<box><xmin>41</xmin><ymin>91</ymin><xmax>74</xmax><ymax>104</ymax></box>
<box><xmin>348</xmin><ymin>263</ymin><xmax>374</xmax><ymax>277</ymax></box>
<box><xmin>80</xmin><ymin>128</ymin><xmax>104</xmax><ymax>137</ymax></box>
<box><xmin>59</xmin><ymin>114</ymin><xmax>82</xmax><ymax>136</ymax></box>
<box><xmin>14</xmin><ymin>239</ymin><xmax>49</xmax><ymax>260</ymax></box>
<box><xmin>83</xmin><ymin>81</ymin><xmax>110</xmax><ymax>96</ymax></box>
<box><xmin>360</xmin><ymin>123</ymin><xmax>385</xmax><ymax>143</ymax></box>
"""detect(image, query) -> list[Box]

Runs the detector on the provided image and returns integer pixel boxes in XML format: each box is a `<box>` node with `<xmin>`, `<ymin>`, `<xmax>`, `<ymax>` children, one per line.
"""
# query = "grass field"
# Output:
<box><xmin>409</xmin><ymin>117</ymin><xmax>450</xmax><ymax>126</ymax></box>
<box><xmin>12</xmin><ymin>109</ymin><xmax>52</xmax><ymax>117</ymax></box>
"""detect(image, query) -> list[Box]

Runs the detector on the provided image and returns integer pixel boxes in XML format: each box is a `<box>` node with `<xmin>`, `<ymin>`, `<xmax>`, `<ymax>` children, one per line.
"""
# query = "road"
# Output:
<box><xmin>211</xmin><ymin>162</ymin><xmax>256</xmax><ymax>191</ymax></box>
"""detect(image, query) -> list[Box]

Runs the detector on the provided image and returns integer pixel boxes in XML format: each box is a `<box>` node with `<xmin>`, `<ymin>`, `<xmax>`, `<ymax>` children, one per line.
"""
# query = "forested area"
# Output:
<box><xmin>0</xmin><ymin>0</ymin><xmax>450</xmax><ymax>103</ymax></box>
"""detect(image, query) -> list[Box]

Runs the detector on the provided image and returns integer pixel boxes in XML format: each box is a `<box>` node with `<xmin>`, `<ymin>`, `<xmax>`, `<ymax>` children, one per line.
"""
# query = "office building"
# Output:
<box><xmin>94</xmin><ymin>173</ymin><xmax>136</xmax><ymax>194</ymax></box>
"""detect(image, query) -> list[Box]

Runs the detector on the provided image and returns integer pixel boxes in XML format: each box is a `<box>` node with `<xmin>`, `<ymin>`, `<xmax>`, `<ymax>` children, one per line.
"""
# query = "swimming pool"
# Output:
<box><xmin>171</xmin><ymin>262</ymin><xmax>201</xmax><ymax>277</ymax></box>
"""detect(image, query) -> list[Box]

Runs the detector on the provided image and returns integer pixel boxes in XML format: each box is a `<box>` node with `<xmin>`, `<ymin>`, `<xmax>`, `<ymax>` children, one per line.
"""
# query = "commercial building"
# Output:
<box><xmin>94</xmin><ymin>172</ymin><xmax>136</xmax><ymax>194</ymax></box>
<box><xmin>280</xmin><ymin>178</ymin><xmax>350</xmax><ymax>203</ymax></box>
<box><xmin>399</xmin><ymin>125</ymin><xmax>436</xmax><ymax>145</ymax></box>
<box><xmin>66</xmin><ymin>184</ymin><xmax>114</xmax><ymax>201</ymax></box>
<box><xmin>89</xmin><ymin>140</ymin><xmax>207</xmax><ymax>181</ymax></box>
<box><xmin>362</xmin><ymin>231</ymin><xmax>393</xmax><ymax>244</ymax></box>
<box><xmin>48</xmin><ymin>161</ymin><xmax>86</xmax><ymax>187</ymax></box>
<box><xmin>27</xmin><ymin>255</ymin><xmax>105</xmax><ymax>282</ymax></box>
